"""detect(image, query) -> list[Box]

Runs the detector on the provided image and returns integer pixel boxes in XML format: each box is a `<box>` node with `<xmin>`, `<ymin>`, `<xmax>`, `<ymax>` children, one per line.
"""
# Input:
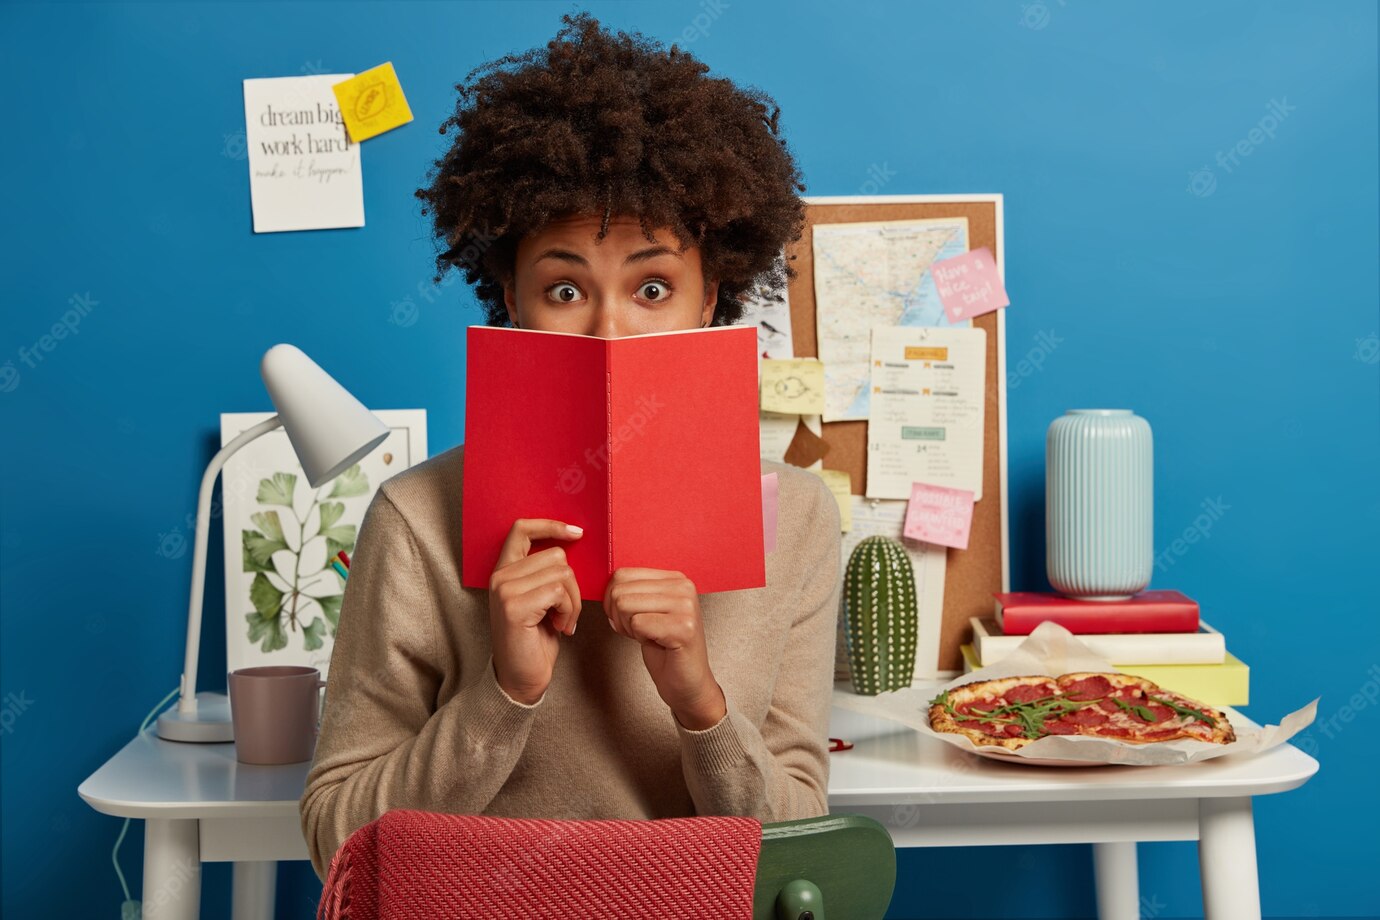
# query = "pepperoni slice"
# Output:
<box><xmin>1130</xmin><ymin>704</ymin><xmax>1176</xmax><ymax>724</ymax></box>
<box><xmin>1003</xmin><ymin>723</ymin><xmax>1026</xmax><ymax>737</ymax></box>
<box><xmin>1005</xmin><ymin>683</ymin><xmax>1054</xmax><ymax>704</ymax></box>
<box><xmin>1061</xmin><ymin>676</ymin><xmax>1113</xmax><ymax>700</ymax></box>
<box><xmin>1097</xmin><ymin>699</ymin><xmax>1121</xmax><ymax>713</ymax></box>
<box><xmin>1042</xmin><ymin>718</ymin><xmax>1079</xmax><ymax>735</ymax></box>
<box><xmin>1063</xmin><ymin>708</ymin><xmax>1110</xmax><ymax>727</ymax></box>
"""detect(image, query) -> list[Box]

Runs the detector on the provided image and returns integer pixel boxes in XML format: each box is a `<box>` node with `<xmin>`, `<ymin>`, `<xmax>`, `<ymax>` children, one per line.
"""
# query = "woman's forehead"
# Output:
<box><xmin>521</xmin><ymin>213</ymin><xmax>694</xmax><ymax>259</ymax></box>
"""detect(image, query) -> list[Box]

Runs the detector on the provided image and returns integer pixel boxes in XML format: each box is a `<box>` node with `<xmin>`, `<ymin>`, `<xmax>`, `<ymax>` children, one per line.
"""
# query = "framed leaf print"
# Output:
<box><xmin>219</xmin><ymin>409</ymin><xmax>427</xmax><ymax>682</ymax></box>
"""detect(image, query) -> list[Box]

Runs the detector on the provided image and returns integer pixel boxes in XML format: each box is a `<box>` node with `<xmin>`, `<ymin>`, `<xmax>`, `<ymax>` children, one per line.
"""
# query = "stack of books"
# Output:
<box><xmin>960</xmin><ymin>590</ymin><xmax>1249</xmax><ymax>706</ymax></box>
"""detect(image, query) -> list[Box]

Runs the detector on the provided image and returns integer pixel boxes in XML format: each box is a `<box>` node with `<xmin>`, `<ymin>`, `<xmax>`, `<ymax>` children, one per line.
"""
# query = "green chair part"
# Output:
<box><xmin>753</xmin><ymin>813</ymin><xmax>897</xmax><ymax>920</ymax></box>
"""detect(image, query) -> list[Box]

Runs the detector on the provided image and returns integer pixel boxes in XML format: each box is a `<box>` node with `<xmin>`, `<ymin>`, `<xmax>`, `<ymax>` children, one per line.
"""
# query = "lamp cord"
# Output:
<box><xmin>112</xmin><ymin>686</ymin><xmax>180</xmax><ymax>914</ymax></box>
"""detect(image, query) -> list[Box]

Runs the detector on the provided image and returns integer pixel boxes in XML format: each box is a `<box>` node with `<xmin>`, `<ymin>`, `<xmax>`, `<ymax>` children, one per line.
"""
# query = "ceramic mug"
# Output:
<box><xmin>227</xmin><ymin>665</ymin><xmax>325</xmax><ymax>764</ymax></box>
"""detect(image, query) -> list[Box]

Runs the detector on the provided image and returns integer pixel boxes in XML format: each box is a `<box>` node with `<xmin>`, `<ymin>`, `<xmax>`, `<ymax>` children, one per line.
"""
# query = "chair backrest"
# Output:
<box><xmin>316</xmin><ymin>809</ymin><xmax>896</xmax><ymax>920</ymax></box>
<box><xmin>755</xmin><ymin>813</ymin><xmax>896</xmax><ymax>920</ymax></box>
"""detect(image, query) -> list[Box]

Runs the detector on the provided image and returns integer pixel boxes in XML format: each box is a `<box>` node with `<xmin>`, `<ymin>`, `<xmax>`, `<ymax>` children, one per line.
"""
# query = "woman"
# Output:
<box><xmin>300</xmin><ymin>12</ymin><xmax>842</xmax><ymax>882</ymax></box>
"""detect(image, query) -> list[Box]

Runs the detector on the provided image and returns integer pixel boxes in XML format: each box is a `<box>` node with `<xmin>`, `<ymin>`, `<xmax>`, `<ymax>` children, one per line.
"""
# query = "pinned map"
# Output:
<box><xmin>813</xmin><ymin>218</ymin><xmax>970</xmax><ymax>421</ymax></box>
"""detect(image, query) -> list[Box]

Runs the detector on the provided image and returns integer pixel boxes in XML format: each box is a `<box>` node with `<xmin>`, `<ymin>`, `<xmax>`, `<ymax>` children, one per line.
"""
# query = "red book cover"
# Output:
<box><xmin>461</xmin><ymin>325</ymin><xmax>764</xmax><ymax>600</ymax></box>
<box><xmin>993</xmin><ymin>590</ymin><xmax>1200</xmax><ymax>635</ymax></box>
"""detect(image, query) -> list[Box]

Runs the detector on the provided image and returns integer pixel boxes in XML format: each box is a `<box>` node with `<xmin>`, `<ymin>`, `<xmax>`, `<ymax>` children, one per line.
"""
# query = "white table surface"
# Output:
<box><xmin>78</xmin><ymin>687</ymin><xmax>1318</xmax><ymax>920</ymax></box>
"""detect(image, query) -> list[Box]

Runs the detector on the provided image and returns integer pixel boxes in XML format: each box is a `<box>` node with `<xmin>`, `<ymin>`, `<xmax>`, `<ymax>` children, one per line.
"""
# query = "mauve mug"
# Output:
<box><xmin>227</xmin><ymin>665</ymin><xmax>325</xmax><ymax>764</ymax></box>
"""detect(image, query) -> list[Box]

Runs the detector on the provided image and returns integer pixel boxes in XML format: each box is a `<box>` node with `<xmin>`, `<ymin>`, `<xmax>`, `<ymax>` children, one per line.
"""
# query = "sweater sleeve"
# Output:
<box><xmin>299</xmin><ymin>488</ymin><xmax>542</xmax><ymax>882</ymax></box>
<box><xmin>674</xmin><ymin>473</ymin><xmax>841</xmax><ymax>821</ymax></box>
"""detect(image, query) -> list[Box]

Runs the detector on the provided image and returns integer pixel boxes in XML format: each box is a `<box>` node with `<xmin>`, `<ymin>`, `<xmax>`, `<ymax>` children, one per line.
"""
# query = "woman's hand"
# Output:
<box><xmin>604</xmin><ymin>567</ymin><xmax>727</xmax><ymax>729</ymax></box>
<box><xmin>488</xmin><ymin>518</ymin><xmax>583</xmax><ymax>705</ymax></box>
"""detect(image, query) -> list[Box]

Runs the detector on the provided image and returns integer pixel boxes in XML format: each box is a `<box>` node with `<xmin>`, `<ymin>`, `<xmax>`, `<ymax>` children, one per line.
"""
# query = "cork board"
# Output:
<box><xmin>785</xmin><ymin>195</ymin><xmax>1010</xmax><ymax>675</ymax></box>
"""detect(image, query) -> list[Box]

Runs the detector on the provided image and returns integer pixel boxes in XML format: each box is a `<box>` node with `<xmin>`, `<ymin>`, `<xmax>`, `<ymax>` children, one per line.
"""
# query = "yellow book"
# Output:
<box><xmin>959</xmin><ymin>644</ymin><xmax>1249</xmax><ymax>706</ymax></box>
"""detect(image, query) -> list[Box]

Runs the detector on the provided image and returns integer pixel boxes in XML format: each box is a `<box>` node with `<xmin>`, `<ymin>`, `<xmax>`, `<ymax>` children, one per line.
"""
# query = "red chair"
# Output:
<box><xmin>318</xmin><ymin>809</ymin><xmax>896</xmax><ymax>919</ymax></box>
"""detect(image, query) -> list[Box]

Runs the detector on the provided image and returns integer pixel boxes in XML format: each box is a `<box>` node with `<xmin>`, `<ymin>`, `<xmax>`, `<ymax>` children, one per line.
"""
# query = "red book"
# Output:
<box><xmin>462</xmin><ymin>325</ymin><xmax>765</xmax><ymax>600</ymax></box>
<box><xmin>993</xmin><ymin>590</ymin><xmax>1200</xmax><ymax>635</ymax></box>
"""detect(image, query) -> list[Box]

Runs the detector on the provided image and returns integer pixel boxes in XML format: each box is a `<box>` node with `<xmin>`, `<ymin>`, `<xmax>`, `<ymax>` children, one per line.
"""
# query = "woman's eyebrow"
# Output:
<box><xmin>533</xmin><ymin>245</ymin><xmax>684</xmax><ymax>267</ymax></box>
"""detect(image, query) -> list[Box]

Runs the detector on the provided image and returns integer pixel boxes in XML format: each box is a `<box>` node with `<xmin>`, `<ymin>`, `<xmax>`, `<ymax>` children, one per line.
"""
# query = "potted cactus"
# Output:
<box><xmin>843</xmin><ymin>536</ymin><xmax>919</xmax><ymax>695</ymax></box>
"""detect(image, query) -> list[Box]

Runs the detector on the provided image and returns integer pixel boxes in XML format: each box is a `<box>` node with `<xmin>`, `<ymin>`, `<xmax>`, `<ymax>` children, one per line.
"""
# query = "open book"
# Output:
<box><xmin>461</xmin><ymin>325</ymin><xmax>765</xmax><ymax>600</ymax></box>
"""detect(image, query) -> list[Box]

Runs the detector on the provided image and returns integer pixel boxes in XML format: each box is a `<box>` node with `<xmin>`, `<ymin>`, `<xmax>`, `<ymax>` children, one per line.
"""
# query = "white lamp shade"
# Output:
<box><xmin>260</xmin><ymin>344</ymin><xmax>390</xmax><ymax>487</ymax></box>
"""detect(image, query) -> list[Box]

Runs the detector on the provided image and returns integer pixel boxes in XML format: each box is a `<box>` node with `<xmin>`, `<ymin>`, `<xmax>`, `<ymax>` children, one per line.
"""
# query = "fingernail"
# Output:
<box><xmin>566</xmin><ymin>524</ymin><xmax>583</xmax><ymax>536</ymax></box>
<box><xmin>570</xmin><ymin>620</ymin><xmax>577</xmax><ymax>636</ymax></box>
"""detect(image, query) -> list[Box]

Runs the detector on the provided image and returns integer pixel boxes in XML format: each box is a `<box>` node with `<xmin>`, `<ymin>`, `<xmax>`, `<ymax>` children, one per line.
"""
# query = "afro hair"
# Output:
<box><xmin>414</xmin><ymin>11</ymin><xmax>806</xmax><ymax>327</ymax></box>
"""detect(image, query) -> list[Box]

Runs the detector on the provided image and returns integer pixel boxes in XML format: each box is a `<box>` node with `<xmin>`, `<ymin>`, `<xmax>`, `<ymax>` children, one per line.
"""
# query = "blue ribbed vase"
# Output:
<box><xmin>1046</xmin><ymin>409</ymin><xmax>1153</xmax><ymax>600</ymax></box>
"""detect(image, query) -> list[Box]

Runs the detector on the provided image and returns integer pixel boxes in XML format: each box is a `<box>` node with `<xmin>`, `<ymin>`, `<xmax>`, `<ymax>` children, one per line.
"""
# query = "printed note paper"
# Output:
<box><xmin>932</xmin><ymin>247</ymin><xmax>1008</xmax><ymax>322</ymax></box>
<box><xmin>760</xmin><ymin>358</ymin><xmax>825</xmax><ymax>415</ymax></box>
<box><xmin>760</xmin><ymin>412</ymin><xmax>797</xmax><ymax>463</ymax></box>
<box><xmin>904</xmin><ymin>482</ymin><xmax>975</xmax><ymax>549</ymax></box>
<box><xmin>836</xmin><ymin>497</ymin><xmax>950</xmax><ymax>681</ymax></box>
<box><xmin>243</xmin><ymin>75</ymin><xmax>364</xmax><ymax>233</ymax></box>
<box><xmin>815</xmin><ymin>469</ymin><xmax>853</xmax><ymax>532</ymax></box>
<box><xmin>739</xmin><ymin>252</ymin><xmax>794</xmax><ymax>360</ymax></box>
<box><xmin>867</xmin><ymin>325</ymin><xmax>987</xmax><ymax>501</ymax></box>
<box><xmin>812</xmin><ymin>218</ymin><xmax>970</xmax><ymax>421</ymax></box>
<box><xmin>332</xmin><ymin>62</ymin><xmax>414</xmax><ymax>143</ymax></box>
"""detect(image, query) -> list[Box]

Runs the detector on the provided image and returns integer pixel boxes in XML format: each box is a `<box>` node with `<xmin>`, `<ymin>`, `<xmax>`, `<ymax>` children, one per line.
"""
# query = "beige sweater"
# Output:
<box><xmin>299</xmin><ymin>444</ymin><xmax>842</xmax><ymax>881</ymax></box>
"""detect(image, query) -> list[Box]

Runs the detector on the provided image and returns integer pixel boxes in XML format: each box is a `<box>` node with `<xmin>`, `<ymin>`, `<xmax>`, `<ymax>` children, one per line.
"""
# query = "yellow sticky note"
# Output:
<box><xmin>815</xmin><ymin>469</ymin><xmax>853</xmax><ymax>532</ymax></box>
<box><xmin>760</xmin><ymin>358</ymin><xmax>825</xmax><ymax>415</ymax></box>
<box><xmin>333</xmin><ymin>62</ymin><xmax>413</xmax><ymax>143</ymax></box>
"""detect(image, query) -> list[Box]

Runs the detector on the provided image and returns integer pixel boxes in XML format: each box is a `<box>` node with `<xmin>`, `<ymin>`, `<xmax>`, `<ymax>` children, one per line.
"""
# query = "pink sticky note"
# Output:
<box><xmin>932</xmin><ymin>247</ymin><xmax>1009</xmax><ymax>322</ymax></box>
<box><xmin>762</xmin><ymin>473</ymin><xmax>778</xmax><ymax>553</ymax></box>
<box><xmin>903</xmin><ymin>482</ymin><xmax>975</xmax><ymax>550</ymax></box>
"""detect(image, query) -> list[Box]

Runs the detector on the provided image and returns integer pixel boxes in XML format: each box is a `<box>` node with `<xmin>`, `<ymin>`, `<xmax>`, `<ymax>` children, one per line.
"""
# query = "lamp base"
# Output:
<box><xmin>156</xmin><ymin>691</ymin><xmax>234</xmax><ymax>743</ymax></box>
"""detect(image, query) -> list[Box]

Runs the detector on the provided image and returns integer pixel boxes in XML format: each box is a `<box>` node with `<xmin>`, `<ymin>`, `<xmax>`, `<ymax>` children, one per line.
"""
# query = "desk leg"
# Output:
<box><xmin>1092</xmin><ymin>841</ymin><xmax>1139</xmax><ymax>920</ymax></box>
<box><xmin>232</xmin><ymin>861</ymin><xmax>277</xmax><ymax>920</ymax></box>
<box><xmin>1199</xmin><ymin>797</ymin><xmax>1261</xmax><ymax>920</ymax></box>
<box><xmin>143</xmin><ymin>818</ymin><xmax>201</xmax><ymax>920</ymax></box>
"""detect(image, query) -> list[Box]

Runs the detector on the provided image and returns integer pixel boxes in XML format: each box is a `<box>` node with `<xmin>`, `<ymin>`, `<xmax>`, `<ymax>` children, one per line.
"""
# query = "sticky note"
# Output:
<box><xmin>903</xmin><ymin>482</ymin><xmax>975</xmax><ymax>549</ymax></box>
<box><xmin>815</xmin><ymin>469</ymin><xmax>853</xmax><ymax>532</ymax></box>
<box><xmin>931</xmin><ymin>247</ymin><xmax>1009</xmax><ymax>323</ymax></box>
<box><xmin>762</xmin><ymin>473</ymin><xmax>778</xmax><ymax>552</ymax></box>
<box><xmin>332</xmin><ymin>62</ymin><xmax>413</xmax><ymax>143</ymax></box>
<box><xmin>760</xmin><ymin>359</ymin><xmax>825</xmax><ymax>415</ymax></box>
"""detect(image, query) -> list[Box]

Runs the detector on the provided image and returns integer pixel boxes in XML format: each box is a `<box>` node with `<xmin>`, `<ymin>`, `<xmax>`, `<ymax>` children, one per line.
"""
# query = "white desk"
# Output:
<box><xmin>79</xmin><ymin>695</ymin><xmax>1317</xmax><ymax>920</ymax></box>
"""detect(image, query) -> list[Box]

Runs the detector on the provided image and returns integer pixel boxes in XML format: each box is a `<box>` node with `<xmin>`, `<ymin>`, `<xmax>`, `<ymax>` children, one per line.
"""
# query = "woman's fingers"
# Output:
<box><xmin>606</xmin><ymin>583</ymin><xmax>696</xmax><ymax>640</ymax></box>
<box><xmin>496</xmin><ymin>561</ymin><xmax>580</xmax><ymax>633</ymax></box>
<box><xmin>507</xmin><ymin>582</ymin><xmax>576</xmax><ymax>634</ymax></box>
<box><xmin>494</xmin><ymin>518</ymin><xmax>583</xmax><ymax>572</ymax></box>
<box><xmin>625</xmin><ymin>610</ymin><xmax>699</xmax><ymax>650</ymax></box>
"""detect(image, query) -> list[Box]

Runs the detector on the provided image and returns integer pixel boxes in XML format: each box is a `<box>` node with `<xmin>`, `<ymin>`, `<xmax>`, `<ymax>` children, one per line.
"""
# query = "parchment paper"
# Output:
<box><xmin>832</xmin><ymin>621</ymin><xmax>1318</xmax><ymax>766</ymax></box>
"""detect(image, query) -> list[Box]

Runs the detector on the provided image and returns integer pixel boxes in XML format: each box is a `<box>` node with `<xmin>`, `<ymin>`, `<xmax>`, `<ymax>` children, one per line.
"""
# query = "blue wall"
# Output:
<box><xmin>3</xmin><ymin>2</ymin><xmax>1375</xmax><ymax>917</ymax></box>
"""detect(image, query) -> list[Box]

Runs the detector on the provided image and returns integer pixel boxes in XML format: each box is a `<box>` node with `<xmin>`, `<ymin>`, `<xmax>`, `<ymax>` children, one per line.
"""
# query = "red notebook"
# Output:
<box><xmin>993</xmin><ymin>590</ymin><xmax>1200</xmax><ymax>635</ymax></box>
<box><xmin>462</xmin><ymin>325</ymin><xmax>765</xmax><ymax>600</ymax></box>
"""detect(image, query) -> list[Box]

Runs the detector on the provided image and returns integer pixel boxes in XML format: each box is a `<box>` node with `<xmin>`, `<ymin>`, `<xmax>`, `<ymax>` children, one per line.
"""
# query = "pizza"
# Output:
<box><xmin>928</xmin><ymin>672</ymin><xmax>1236</xmax><ymax>751</ymax></box>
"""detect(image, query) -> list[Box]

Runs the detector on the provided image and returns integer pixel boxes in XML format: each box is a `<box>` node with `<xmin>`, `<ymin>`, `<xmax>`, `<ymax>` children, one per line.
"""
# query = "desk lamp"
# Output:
<box><xmin>156</xmin><ymin>344</ymin><xmax>388</xmax><ymax>742</ymax></box>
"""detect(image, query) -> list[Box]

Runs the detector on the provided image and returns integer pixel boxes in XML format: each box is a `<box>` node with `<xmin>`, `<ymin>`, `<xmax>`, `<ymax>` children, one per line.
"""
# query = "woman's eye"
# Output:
<box><xmin>637</xmin><ymin>280</ymin><xmax>673</xmax><ymax>302</ymax></box>
<box><xmin>546</xmin><ymin>282</ymin><xmax>583</xmax><ymax>304</ymax></box>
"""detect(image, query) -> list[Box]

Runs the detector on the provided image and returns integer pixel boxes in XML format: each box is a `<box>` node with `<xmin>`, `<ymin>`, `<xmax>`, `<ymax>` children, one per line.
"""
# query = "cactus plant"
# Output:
<box><xmin>843</xmin><ymin>536</ymin><xmax>919</xmax><ymax>695</ymax></box>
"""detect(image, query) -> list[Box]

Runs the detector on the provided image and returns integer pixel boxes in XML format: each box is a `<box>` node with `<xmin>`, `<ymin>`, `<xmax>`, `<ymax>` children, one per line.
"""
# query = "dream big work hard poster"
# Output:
<box><xmin>243</xmin><ymin>74</ymin><xmax>364</xmax><ymax>232</ymax></box>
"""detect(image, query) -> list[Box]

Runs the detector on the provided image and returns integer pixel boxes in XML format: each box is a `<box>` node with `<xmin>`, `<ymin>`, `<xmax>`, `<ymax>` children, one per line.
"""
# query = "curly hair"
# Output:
<box><xmin>414</xmin><ymin>11</ymin><xmax>806</xmax><ymax>327</ymax></box>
